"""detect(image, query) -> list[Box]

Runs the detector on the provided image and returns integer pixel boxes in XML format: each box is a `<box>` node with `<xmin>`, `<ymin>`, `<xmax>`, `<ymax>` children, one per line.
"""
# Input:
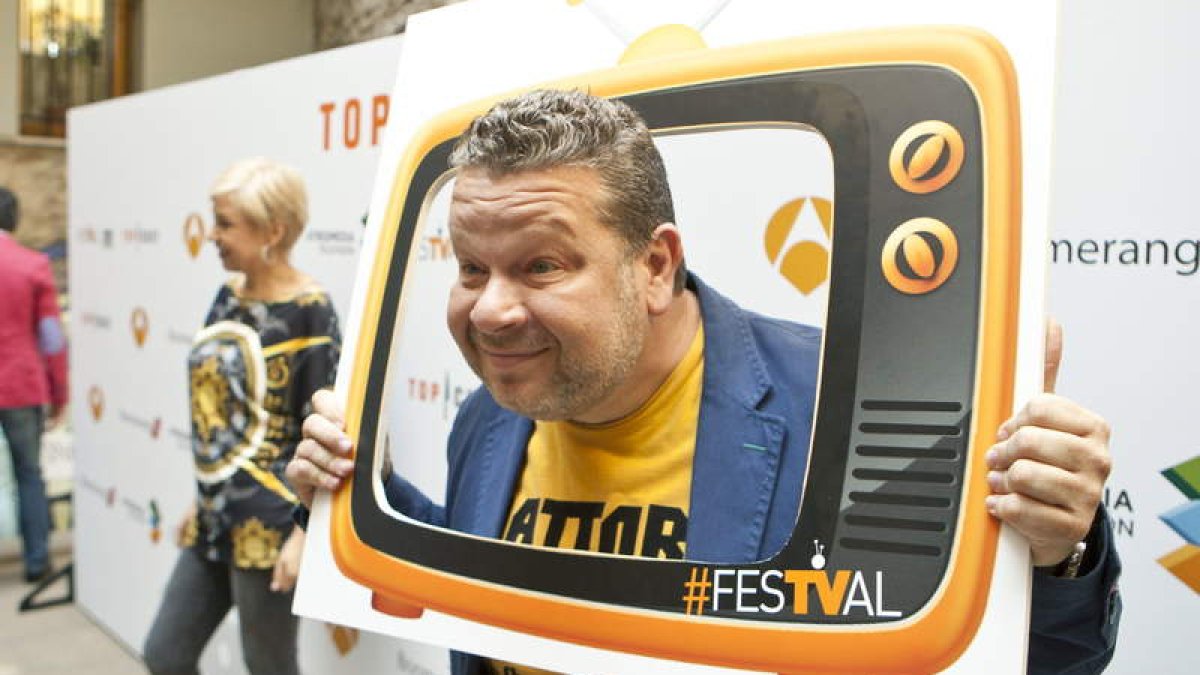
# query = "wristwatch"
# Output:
<box><xmin>1049</xmin><ymin>541</ymin><xmax>1088</xmax><ymax>579</ymax></box>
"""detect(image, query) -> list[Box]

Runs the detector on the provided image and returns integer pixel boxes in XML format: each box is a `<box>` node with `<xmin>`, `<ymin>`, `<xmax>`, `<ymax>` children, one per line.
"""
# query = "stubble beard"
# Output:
<box><xmin>471</xmin><ymin>273</ymin><xmax>646</xmax><ymax>422</ymax></box>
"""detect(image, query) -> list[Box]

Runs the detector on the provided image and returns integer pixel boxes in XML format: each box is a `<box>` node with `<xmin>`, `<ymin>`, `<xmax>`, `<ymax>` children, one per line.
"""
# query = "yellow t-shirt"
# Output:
<box><xmin>489</xmin><ymin>325</ymin><xmax>704</xmax><ymax>675</ymax></box>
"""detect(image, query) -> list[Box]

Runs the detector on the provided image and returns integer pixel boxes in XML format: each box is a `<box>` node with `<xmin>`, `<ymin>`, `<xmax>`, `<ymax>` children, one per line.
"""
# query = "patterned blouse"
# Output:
<box><xmin>182</xmin><ymin>281</ymin><xmax>341</xmax><ymax>569</ymax></box>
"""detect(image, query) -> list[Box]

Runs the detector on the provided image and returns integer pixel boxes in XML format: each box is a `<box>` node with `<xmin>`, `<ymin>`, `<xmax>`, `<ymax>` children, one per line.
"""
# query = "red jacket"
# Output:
<box><xmin>0</xmin><ymin>232</ymin><xmax>67</xmax><ymax>408</ymax></box>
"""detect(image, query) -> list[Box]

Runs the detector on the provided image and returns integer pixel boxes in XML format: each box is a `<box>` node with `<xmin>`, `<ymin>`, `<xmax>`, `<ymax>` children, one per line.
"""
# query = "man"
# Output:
<box><xmin>0</xmin><ymin>186</ymin><xmax>68</xmax><ymax>583</ymax></box>
<box><xmin>288</xmin><ymin>90</ymin><xmax>1120</xmax><ymax>674</ymax></box>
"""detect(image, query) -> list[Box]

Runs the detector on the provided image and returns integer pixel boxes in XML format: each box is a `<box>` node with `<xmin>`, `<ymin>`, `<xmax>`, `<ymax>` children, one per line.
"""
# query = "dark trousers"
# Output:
<box><xmin>142</xmin><ymin>548</ymin><xmax>300</xmax><ymax>675</ymax></box>
<box><xmin>0</xmin><ymin>406</ymin><xmax>49</xmax><ymax>573</ymax></box>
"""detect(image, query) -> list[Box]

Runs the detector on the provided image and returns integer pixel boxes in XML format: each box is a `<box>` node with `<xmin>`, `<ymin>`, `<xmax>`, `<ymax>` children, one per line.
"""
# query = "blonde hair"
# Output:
<box><xmin>210</xmin><ymin>157</ymin><xmax>308</xmax><ymax>252</ymax></box>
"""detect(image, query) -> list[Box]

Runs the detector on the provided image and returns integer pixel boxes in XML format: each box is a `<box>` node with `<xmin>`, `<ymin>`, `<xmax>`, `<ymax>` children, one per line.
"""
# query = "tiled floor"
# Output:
<box><xmin>0</xmin><ymin>544</ymin><xmax>143</xmax><ymax>675</ymax></box>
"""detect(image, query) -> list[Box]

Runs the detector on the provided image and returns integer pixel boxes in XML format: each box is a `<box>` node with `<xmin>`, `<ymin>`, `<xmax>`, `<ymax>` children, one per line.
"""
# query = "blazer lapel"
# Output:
<box><xmin>686</xmin><ymin>275</ymin><xmax>786</xmax><ymax>564</ymax></box>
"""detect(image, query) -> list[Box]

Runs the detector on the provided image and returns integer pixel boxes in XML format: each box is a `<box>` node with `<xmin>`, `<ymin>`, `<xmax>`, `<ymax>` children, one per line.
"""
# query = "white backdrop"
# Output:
<box><xmin>67</xmin><ymin>35</ymin><xmax>450</xmax><ymax>674</ymax></box>
<box><xmin>1047</xmin><ymin>2</ymin><xmax>1200</xmax><ymax>674</ymax></box>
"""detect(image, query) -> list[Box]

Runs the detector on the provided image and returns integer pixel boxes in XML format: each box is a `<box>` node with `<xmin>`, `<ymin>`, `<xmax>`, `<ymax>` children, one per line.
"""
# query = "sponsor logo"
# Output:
<box><xmin>122</xmin><ymin>226</ymin><xmax>159</xmax><ymax>246</ymax></box>
<box><xmin>119</xmin><ymin>410</ymin><xmax>164</xmax><ymax>439</ymax></box>
<box><xmin>76</xmin><ymin>227</ymin><xmax>114</xmax><ymax>248</ymax></box>
<box><xmin>1103</xmin><ymin>485</ymin><xmax>1135</xmax><ymax>538</ymax></box>
<box><xmin>319</xmin><ymin>94</ymin><xmax>390</xmax><ymax>151</ymax></box>
<box><xmin>889</xmin><ymin>120</ymin><xmax>964</xmax><ymax>194</ymax></box>
<box><xmin>80</xmin><ymin>311</ymin><xmax>112</xmax><ymax>330</ymax></box>
<box><xmin>184</xmin><ymin>213</ymin><xmax>206</xmax><ymax>258</ymax></box>
<box><xmin>106</xmin><ymin>487</ymin><xmax>116</xmax><ymax>508</ymax></box>
<box><xmin>418</xmin><ymin>224</ymin><xmax>454</xmax><ymax>263</ymax></box>
<box><xmin>148</xmin><ymin>500</ymin><xmax>162</xmax><ymax>544</ymax></box>
<box><xmin>88</xmin><ymin>386</ymin><xmax>105</xmax><ymax>421</ymax></box>
<box><xmin>327</xmin><ymin>624</ymin><xmax>359</xmax><ymax>657</ymax></box>
<box><xmin>131</xmin><ymin>307</ymin><xmax>150</xmax><ymax>346</ymax></box>
<box><xmin>306</xmin><ymin>229</ymin><xmax>358</xmax><ymax>255</ymax></box>
<box><xmin>407</xmin><ymin>372</ymin><xmax>476</xmax><ymax>420</ymax></box>
<box><xmin>121</xmin><ymin>495</ymin><xmax>146</xmax><ymax>522</ymax></box>
<box><xmin>763</xmin><ymin>197</ymin><xmax>833</xmax><ymax>295</ymax></box>
<box><xmin>79</xmin><ymin>476</ymin><xmax>106</xmax><ymax>498</ymax></box>
<box><xmin>683</xmin><ymin>542</ymin><xmax>900</xmax><ymax>618</ymax></box>
<box><xmin>881</xmin><ymin>218</ymin><xmax>959</xmax><ymax>294</ymax></box>
<box><xmin>168</xmin><ymin>329</ymin><xmax>195</xmax><ymax>346</ymax></box>
<box><xmin>1158</xmin><ymin>455</ymin><xmax>1200</xmax><ymax>594</ymax></box>
<box><xmin>1050</xmin><ymin>237</ymin><xmax>1200</xmax><ymax>276</ymax></box>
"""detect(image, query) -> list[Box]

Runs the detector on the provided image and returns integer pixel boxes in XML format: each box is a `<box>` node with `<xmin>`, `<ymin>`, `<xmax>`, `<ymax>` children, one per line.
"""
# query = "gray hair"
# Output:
<box><xmin>449</xmin><ymin>89</ymin><xmax>684</xmax><ymax>290</ymax></box>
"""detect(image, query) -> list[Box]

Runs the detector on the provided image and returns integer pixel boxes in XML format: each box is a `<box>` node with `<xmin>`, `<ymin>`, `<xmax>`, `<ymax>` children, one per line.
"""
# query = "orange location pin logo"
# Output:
<box><xmin>88</xmin><ymin>386</ymin><xmax>105</xmax><ymax>421</ymax></box>
<box><xmin>184</xmin><ymin>213</ymin><xmax>206</xmax><ymax>259</ymax></box>
<box><xmin>881</xmin><ymin>218</ymin><xmax>959</xmax><ymax>294</ymax></box>
<box><xmin>131</xmin><ymin>307</ymin><xmax>149</xmax><ymax>347</ymax></box>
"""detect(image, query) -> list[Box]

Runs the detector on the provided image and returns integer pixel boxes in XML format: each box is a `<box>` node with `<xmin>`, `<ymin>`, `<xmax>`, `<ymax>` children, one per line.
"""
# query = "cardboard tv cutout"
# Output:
<box><xmin>332</xmin><ymin>26</ymin><xmax>1020</xmax><ymax>674</ymax></box>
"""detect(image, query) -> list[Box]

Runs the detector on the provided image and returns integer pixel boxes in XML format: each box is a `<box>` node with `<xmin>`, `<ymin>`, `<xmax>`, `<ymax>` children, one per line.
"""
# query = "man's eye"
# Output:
<box><xmin>459</xmin><ymin>263</ymin><xmax>484</xmax><ymax>276</ymax></box>
<box><xmin>528</xmin><ymin>260</ymin><xmax>559</xmax><ymax>275</ymax></box>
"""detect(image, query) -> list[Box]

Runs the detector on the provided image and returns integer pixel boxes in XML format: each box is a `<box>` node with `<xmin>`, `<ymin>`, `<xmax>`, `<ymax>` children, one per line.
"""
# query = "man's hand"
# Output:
<box><xmin>286</xmin><ymin>389</ymin><xmax>354</xmax><ymax>509</ymax></box>
<box><xmin>985</xmin><ymin>319</ymin><xmax>1113</xmax><ymax>567</ymax></box>
<box><xmin>271</xmin><ymin>528</ymin><xmax>305</xmax><ymax>593</ymax></box>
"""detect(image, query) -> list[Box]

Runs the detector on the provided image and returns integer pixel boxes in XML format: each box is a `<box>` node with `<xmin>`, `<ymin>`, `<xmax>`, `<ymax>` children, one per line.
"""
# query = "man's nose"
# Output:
<box><xmin>469</xmin><ymin>276</ymin><xmax>528</xmax><ymax>333</ymax></box>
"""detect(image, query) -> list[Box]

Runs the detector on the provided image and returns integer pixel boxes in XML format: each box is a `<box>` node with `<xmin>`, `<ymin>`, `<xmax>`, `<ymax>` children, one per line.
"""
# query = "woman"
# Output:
<box><xmin>143</xmin><ymin>158</ymin><xmax>340</xmax><ymax>675</ymax></box>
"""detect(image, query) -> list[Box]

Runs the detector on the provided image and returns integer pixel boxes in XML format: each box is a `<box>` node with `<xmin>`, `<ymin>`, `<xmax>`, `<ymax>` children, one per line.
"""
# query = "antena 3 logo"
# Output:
<box><xmin>131</xmin><ymin>307</ymin><xmax>150</xmax><ymax>346</ymax></box>
<box><xmin>882</xmin><ymin>218</ymin><xmax>959</xmax><ymax>294</ymax></box>
<box><xmin>88</xmin><ymin>386</ymin><xmax>105</xmax><ymax>421</ymax></box>
<box><xmin>682</xmin><ymin>542</ymin><xmax>901</xmax><ymax>618</ymax></box>
<box><xmin>184</xmin><ymin>213</ymin><xmax>206</xmax><ymax>259</ymax></box>
<box><xmin>763</xmin><ymin>197</ymin><xmax>833</xmax><ymax>295</ymax></box>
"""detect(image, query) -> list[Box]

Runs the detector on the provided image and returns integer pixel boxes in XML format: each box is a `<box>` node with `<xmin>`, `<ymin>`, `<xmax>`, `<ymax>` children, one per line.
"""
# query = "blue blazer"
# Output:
<box><xmin>384</xmin><ymin>274</ymin><xmax>1120</xmax><ymax>675</ymax></box>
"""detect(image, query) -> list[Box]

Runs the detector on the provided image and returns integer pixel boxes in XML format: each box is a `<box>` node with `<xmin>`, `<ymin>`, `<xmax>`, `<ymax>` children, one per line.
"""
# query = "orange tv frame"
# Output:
<box><xmin>332</xmin><ymin>26</ymin><xmax>1021</xmax><ymax>674</ymax></box>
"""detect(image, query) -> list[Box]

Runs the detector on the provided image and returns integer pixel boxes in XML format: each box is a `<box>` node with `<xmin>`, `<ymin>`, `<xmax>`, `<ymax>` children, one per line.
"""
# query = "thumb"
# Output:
<box><xmin>270</xmin><ymin>560</ymin><xmax>284</xmax><ymax>592</ymax></box>
<box><xmin>1044</xmin><ymin>317</ymin><xmax>1063</xmax><ymax>393</ymax></box>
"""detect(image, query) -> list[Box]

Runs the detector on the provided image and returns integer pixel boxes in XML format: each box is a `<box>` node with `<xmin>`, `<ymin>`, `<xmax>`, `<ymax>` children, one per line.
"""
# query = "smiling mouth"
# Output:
<box><xmin>476</xmin><ymin>345</ymin><xmax>551</xmax><ymax>371</ymax></box>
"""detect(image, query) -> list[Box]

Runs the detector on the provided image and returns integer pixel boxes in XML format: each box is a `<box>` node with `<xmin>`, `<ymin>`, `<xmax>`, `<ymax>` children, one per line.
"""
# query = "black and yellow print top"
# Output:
<box><xmin>488</xmin><ymin>325</ymin><xmax>704</xmax><ymax>675</ymax></box>
<box><xmin>185</xmin><ymin>281</ymin><xmax>340</xmax><ymax>569</ymax></box>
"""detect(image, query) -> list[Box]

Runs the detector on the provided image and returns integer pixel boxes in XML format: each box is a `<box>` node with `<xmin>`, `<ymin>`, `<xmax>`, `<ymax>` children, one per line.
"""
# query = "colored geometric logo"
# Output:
<box><xmin>184</xmin><ymin>213</ymin><xmax>206</xmax><ymax>259</ymax></box>
<box><xmin>881</xmin><ymin>218</ymin><xmax>959</xmax><ymax>295</ymax></box>
<box><xmin>149</xmin><ymin>500</ymin><xmax>162</xmax><ymax>544</ymax></box>
<box><xmin>763</xmin><ymin>197</ymin><xmax>833</xmax><ymax>296</ymax></box>
<box><xmin>1158</xmin><ymin>455</ymin><xmax>1200</xmax><ymax>594</ymax></box>
<box><xmin>889</xmin><ymin>120</ymin><xmax>965</xmax><ymax>194</ymax></box>
<box><xmin>88</xmin><ymin>385</ymin><xmax>105</xmax><ymax>421</ymax></box>
<box><xmin>131</xmin><ymin>307</ymin><xmax>149</xmax><ymax>347</ymax></box>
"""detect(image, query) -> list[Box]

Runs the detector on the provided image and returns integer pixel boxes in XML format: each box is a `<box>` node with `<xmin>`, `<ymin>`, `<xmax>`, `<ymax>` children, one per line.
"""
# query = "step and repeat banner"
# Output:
<box><xmin>64</xmin><ymin>1</ymin><xmax>1196</xmax><ymax>674</ymax></box>
<box><xmin>68</xmin><ymin>35</ymin><xmax>451</xmax><ymax>674</ymax></box>
<box><xmin>1046</xmin><ymin>2</ymin><xmax>1199</xmax><ymax>674</ymax></box>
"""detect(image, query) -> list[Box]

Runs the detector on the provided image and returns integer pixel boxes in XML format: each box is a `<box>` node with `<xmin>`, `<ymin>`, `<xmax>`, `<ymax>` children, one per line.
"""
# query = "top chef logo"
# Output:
<box><xmin>683</xmin><ymin>542</ymin><xmax>901</xmax><ymax>618</ymax></box>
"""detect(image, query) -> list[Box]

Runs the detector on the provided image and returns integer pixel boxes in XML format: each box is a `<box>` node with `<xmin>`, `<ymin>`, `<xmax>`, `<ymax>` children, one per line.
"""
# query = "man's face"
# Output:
<box><xmin>446</xmin><ymin>166</ymin><xmax>649</xmax><ymax>422</ymax></box>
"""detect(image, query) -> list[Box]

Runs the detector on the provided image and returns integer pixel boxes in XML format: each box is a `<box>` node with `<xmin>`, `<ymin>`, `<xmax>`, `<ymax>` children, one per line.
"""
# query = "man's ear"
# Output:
<box><xmin>643</xmin><ymin>224</ymin><xmax>684</xmax><ymax>315</ymax></box>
